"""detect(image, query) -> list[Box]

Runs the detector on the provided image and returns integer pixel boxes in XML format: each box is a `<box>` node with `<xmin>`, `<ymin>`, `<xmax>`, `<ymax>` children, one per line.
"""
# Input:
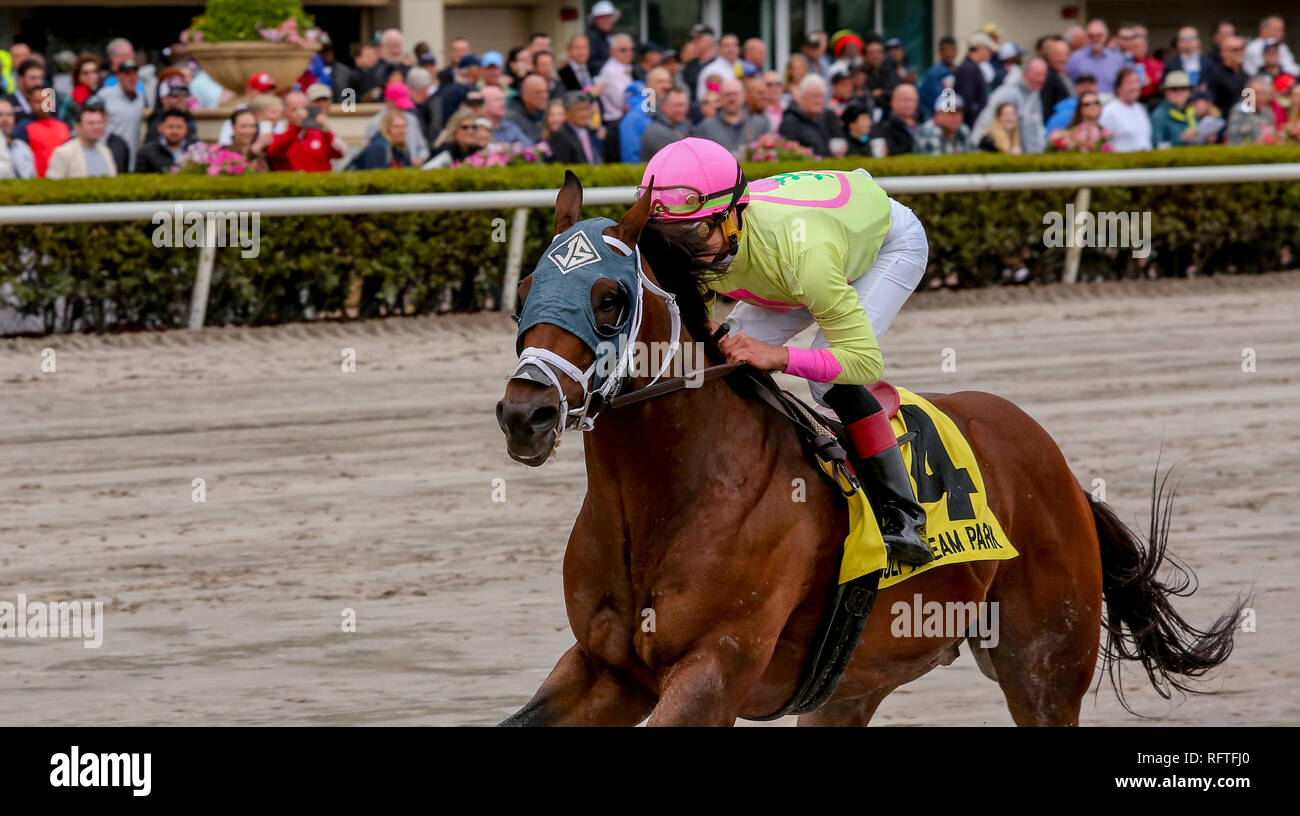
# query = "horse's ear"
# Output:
<box><xmin>554</xmin><ymin>170</ymin><xmax>583</xmax><ymax>235</ymax></box>
<box><xmin>614</xmin><ymin>174</ymin><xmax>653</xmax><ymax>249</ymax></box>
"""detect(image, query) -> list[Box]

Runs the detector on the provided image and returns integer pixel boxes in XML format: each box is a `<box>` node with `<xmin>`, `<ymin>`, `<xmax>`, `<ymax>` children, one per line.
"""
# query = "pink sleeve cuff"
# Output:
<box><xmin>784</xmin><ymin>346</ymin><xmax>843</xmax><ymax>383</ymax></box>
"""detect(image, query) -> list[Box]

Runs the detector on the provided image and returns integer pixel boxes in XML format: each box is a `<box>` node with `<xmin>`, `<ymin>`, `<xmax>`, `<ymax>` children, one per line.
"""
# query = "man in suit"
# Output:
<box><xmin>559</xmin><ymin>36</ymin><xmax>595</xmax><ymax>92</ymax></box>
<box><xmin>547</xmin><ymin>90</ymin><xmax>603</xmax><ymax>164</ymax></box>
<box><xmin>954</xmin><ymin>34</ymin><xmax>995</xmax><ymax>126</ymax></box>
<box><xmin>1164</xmin><ymin>27</ymin><xmax>1216</xmax><ymax>90</ymax></box>
<box><xmin>439</xmin><ymin>39</ymin><xmax>470</xmax><ymax>88</ymax></box>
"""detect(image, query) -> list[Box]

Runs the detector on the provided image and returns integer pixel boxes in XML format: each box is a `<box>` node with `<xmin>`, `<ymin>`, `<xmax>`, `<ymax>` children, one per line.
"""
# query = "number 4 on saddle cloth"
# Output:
<box><xmin>809</xmin><ymin>383</ymin><xmax>1019</xmax><ymax>588</ymax></box>
<box><xmin>744</xmin><ymin>377</ymin><xmax>1020</xmax><ymax>719</ymax></box>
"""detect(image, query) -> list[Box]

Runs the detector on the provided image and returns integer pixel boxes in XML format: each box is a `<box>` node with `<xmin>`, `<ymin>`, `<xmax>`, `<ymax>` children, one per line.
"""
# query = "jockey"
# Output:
<box><xmin>639</xmin><ymin>137</ymin><xmax>933</xmax><ymax>566</ymax></box>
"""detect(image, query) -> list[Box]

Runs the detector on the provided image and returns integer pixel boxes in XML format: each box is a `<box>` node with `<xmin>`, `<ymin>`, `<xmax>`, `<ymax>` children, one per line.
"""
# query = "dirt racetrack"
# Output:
<box><xmin>2</xmin><ymin>272</ymin><xmax>1297</xmax><ymax>726</ymax></box>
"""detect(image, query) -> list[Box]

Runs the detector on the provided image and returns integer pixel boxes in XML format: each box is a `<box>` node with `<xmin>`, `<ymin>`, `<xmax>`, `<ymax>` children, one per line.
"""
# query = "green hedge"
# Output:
<box><xmin>3</xmin><ymin>146</ymin><xmax>1299</xmax><ymax>333</ymax></box>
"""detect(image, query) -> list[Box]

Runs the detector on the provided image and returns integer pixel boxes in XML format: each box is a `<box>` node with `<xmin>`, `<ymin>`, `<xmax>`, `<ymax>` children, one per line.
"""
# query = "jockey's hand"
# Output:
<box><xmin>719</xmin><ymin>333</ymin><xmax>790</xmax><ymax>372</ymax></box>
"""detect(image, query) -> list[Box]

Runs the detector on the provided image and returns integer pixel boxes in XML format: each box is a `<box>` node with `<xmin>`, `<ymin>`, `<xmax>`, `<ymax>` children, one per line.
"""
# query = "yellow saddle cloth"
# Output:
<box><xmin>821</xmin><ymin>387</ymin><xmax>1018</xmax><ymax>588</ymax></box>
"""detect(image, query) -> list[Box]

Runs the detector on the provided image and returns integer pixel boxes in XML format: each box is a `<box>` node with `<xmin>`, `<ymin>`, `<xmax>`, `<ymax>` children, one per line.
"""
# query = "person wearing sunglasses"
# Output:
<box><xmin>425</xmin><ymin>108</ymin><xmax>491</xmax><ymax>167</ymax></box>
<box><xmin>638</xmin><ymin>137</ymin><xmax>934</xmax><ymax>566</ymax></box>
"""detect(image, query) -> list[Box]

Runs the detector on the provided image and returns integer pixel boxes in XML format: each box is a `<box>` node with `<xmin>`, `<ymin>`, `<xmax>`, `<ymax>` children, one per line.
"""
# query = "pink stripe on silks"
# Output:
<box><xmin>746</xmin><ymin>172</ymin><xmax>853</xmax><ymax>209</ymax></box>
<box><xmin>721</xmin><ymin>289</ymin><xmax>802</xmax><ymax>313</ymax></box>
<box><xmin>784</xmin><ymin>346</ymin><xmax>842</xmax><ymax>382</ymax></box>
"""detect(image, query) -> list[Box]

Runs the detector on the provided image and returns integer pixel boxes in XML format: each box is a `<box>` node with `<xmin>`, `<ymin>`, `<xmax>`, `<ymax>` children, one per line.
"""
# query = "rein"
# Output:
<box><xmin>595</xmin><ymin>361</ymin><xmax>745</xmax><ymax>413</ymax></box>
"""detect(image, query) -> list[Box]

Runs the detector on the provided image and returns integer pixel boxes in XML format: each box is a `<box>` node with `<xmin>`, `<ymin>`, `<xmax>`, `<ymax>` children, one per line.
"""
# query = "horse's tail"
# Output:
<box><xmin>1088</xmin><ymin>467</ymin><xmax>1249</xmax><ymax>713</ymax></box>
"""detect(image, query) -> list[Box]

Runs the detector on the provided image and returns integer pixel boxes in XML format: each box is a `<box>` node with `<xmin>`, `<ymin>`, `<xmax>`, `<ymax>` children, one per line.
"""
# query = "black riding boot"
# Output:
<box><xmin>824</xmin><ymin>384</ymin><xmax>934</xmax><ymax>566</ymax></box>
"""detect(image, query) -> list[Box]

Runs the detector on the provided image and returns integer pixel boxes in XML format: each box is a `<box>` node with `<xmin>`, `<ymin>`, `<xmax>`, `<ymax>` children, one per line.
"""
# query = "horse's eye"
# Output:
<box><xmin>599</xmin><ymin>295</ymin><xmax>618</xmax><ymax>311</ymax></box>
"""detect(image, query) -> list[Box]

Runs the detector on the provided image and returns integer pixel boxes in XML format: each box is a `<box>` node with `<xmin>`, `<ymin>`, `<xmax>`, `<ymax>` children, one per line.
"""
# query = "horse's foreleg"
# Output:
<box><xmin>644</xmin><ymin>648</ymin><xmax>761</xmax><ymax>727</ymax></box>
<box><xmin>499</xmin><ymin>644</ymin><xmax>656</xmax><ymax>726</ymax></box>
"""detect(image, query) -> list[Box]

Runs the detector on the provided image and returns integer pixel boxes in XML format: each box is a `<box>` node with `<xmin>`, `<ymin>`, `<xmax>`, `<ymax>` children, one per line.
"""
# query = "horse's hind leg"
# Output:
<box><xmin>981</xmin><ymin>532</ymin><xmax>1103</xmax><ymax>726</ymax></box>
<box><xmin>796</xmin><ymin>687</ymin><xmax>895</xmax><ymax>727</ymax></box>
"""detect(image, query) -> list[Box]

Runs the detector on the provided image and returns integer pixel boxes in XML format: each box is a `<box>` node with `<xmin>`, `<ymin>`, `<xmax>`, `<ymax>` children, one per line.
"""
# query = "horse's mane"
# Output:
<box><xmin>639</xmin><ymin>232</ymin><xmax>773</xmax><ymax>403</ymax></box>
<box><xmin>638</xmin><ymin>229</ymin><xmax>726</xmax><ymax>367</ymax></box>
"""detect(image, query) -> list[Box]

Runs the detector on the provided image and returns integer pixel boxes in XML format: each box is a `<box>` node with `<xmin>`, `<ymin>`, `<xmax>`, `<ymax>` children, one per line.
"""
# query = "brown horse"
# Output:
<box><xmin>495</xmin><ymin>173</ymin><xmax>1243</xmax><ymax>726</ymax></box>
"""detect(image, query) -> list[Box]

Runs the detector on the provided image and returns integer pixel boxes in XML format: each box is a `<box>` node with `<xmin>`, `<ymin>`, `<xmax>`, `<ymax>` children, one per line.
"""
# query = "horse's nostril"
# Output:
<box><xmin>530</xmin><ymin>404</ymin><xmax>558</xmax><ymax>431</ymax></box>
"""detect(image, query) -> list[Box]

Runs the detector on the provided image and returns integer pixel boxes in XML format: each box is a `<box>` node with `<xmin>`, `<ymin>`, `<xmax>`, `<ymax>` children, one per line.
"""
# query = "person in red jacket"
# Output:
<box><xmin>1127</xmin><ymin>30</ymin><xmax>1164</xmax><ymax>106</ymax></box>
<box><xmin>12</xmin><ymin>86</ymin><xmax>70</xmax><ymax>177</ymax></box>
<box><xmin>266</xmin><ymin>92</ymin><xmax>344</xmax><ymax>172</ymax></box>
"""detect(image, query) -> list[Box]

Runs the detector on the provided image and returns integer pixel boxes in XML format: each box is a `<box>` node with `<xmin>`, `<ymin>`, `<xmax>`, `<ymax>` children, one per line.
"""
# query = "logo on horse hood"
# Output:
<box><xmin>547</xmin><ymin>230</ymin><xmax>601</xmax><ymax>274</ymax></box>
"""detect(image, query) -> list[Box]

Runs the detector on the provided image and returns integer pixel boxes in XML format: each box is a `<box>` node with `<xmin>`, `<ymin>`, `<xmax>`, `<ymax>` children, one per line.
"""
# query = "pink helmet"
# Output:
<box><xmin>639</xmin><ymin>137</ymin><xmax>748</xmax><ymax>221</ymax></box>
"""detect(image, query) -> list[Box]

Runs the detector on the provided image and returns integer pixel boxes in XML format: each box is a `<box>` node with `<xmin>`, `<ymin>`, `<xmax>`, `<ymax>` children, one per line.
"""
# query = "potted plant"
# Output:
<box><xmin>184</xmin><ymin>0</ymin><xmax>322</xmax><ymax>94</ymax></box>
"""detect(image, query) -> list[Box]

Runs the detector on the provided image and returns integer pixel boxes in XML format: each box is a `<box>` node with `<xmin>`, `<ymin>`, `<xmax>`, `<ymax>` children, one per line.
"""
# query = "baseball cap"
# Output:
<box><xmin>884</xmin><ymin>38</ymin><xmax>902</xmax><ymax>49</ymax></box>
<box><xmin>159</xmin><ymin>79</ymin><xmax>190</xmax><ymax>96</ymax></box>
<box><xmin>998</xmin><ymin>42</ymin><xmax>1022</xmax><ymax>60</ymax></box>
<box><xmin>384</xmin><ymin>82</ymin><xmax>414</xmax><ymax>110</ymax></box>
<box><xmin>935</xmin><ymin>92</ymin><xmax>965</xmax><ymax>111</ymax></box>
<box><xmin>692</xmin><ymin>23</ymin><xmax>716</xmax><ymax>38</ymax></box>
<box><xmin>1262</xmin><ymin>38</ymin><xmax>1280</xmax><ymax>50</ymax></box>
<box><xmin>482</xmin><ymin>51</ymin><xmax>505</xmax><ymax>69</ymax></box>
<box><xmin>738</xmin><ymin>60</ymin><xmax>759</xmax><ymax>77</ymax></box>
<box><xmin>119</xmin><ymin>60</ymin><xmax>139</xmax><ymax>72</ymax></box>
<box><xmin>306</xmin><ymin>82</ymin><xmax>332</xmax><ymax>102</ymax></box>
<box><xmin>1190</xmin><ymin>89</ymin><xmax>1213</xmax><ymax>102</ymax></box>
<box><xmin>458</xmin><ymin>54</ymin><xmax>481</xmax><ymax>69</ymax></box>
<box><xmin>248</xmin><ymin>72</ymin><xmax>275</xmax><ymax>92</ymax></box>
<box><xmin>418</xmin><ymin>52</ymin><xmax>436</xmax><ymax>65</ymax></box>
<box><xmin>464</xmin><ymin>90</ymin><xmax>485</xmax><ymax>106</ymax></box>
<box><xmin>829</xmin><ymin>70</ymin><xmax>851</xmax><ymax>84</ymax></box>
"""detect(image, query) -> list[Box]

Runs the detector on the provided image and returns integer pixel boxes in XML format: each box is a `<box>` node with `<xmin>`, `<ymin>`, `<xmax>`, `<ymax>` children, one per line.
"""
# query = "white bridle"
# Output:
<box><xmin>510</xmin><ymin>233</ymin><xmax>681</xmax><ymax>440</ymax></box>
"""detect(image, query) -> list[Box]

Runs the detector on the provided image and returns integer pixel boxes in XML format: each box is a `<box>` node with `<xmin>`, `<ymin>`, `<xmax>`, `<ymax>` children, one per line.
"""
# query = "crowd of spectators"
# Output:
<box><xmin>2</xmin><ymin>7</ymin><xmax>1299</xmax><ymax>180</ymax></box>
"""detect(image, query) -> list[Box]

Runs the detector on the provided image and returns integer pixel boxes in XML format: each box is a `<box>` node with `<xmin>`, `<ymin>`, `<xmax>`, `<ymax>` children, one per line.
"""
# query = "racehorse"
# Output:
<box><xmin>495</xmin><ymin>171</ymin><xmax>1244</xmax><ymax>726</ymax></box>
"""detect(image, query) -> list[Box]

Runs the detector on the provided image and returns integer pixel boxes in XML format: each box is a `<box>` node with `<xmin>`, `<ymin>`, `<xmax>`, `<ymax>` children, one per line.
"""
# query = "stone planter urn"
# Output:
<box><xmin>187</xmin><ymin>40</ymin><xmax>319</xmax><ymax>93</ymax></box>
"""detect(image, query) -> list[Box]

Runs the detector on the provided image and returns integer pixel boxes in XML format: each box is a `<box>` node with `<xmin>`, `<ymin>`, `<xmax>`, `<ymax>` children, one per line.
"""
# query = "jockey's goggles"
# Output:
<box><xmin>635</xmin><ymin>165</ymin><xmax>747</xmax><ymax>219</ymax></box>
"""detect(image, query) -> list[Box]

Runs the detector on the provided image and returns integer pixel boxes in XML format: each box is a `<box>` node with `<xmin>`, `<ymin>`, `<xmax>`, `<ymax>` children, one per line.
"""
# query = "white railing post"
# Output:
<box><xmin>501</xmin><ymin>207</ymin><xmax>530</xmax><ymax>314</ymax></box>
<box><xmin>1062</xmin><ymin>187</ymin><xmax>1091</xmax><ymax>284</ymax></box>
<box><xmin>189</xmin><ymin>214</ymin><xmax>216</xmax><ymax>330</ymax></box>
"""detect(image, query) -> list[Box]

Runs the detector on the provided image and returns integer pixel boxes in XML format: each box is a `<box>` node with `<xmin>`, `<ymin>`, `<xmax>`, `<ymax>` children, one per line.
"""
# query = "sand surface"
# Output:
<box><xmin>2</xmin><ymin>273</ymin><xmax>1297</xmax><ymax>726</ymax></box>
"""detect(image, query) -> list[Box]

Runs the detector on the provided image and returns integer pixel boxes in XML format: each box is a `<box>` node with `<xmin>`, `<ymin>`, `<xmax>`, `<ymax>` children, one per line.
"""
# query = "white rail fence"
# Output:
<box><xmin>2</xmin><ymin>162</ymin><xmax>1297</xmax><ymax>330</ymax></box>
